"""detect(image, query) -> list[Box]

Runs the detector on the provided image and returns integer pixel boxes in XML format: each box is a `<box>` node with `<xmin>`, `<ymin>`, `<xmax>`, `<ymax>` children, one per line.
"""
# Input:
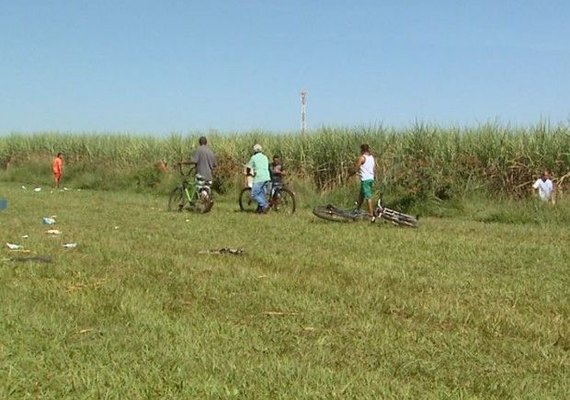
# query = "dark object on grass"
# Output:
<box><xmin>10</xmin><ymin>256</ymin><xmax>53</xmax><ymax>263</ymax></box>
<box><xmin>199</xmin><ymin>248</ymin><xmax>244</xmax><ymax>255</ymax></box>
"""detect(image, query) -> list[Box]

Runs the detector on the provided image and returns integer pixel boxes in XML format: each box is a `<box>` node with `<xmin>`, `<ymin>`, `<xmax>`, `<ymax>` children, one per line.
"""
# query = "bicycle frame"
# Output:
<box><xmin>182</xmin><ymin>176</ymin><xmax>211</xmax><ymax>205</ymax></box>
<box><xmin>238</xmin><ymin>180</ymin><xmax>296</xmax><ymax>214</ymax></box>
<box><xmin>169</xmin><ymin>163</ymin><xmax>213</xmax><ymax>213</ymax></box>
<box><xmin>253</xmin><ymin>182</ymin><xmax>285</xmax><ymax>205</ymax></box>
<box><xmin>373</xmin><ymin>199</ymin><xmax>419</xmax><ymax>227</ymax></box>
<box><xmin>312</xmin><ymin>199</ymin><xmax>418</xmax><ymax>227</ymax></box>
<box><xmin>268</xmin><ymin>182</ymin><xmax>282</xmax><ymax>201</ymax></box>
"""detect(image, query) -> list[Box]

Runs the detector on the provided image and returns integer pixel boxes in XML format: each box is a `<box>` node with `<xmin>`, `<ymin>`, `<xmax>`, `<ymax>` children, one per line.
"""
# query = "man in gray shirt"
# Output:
<box><xmin>182</xmin><ymin>136</ymin><xmax>217</xmax><ymax>181</ymax></box>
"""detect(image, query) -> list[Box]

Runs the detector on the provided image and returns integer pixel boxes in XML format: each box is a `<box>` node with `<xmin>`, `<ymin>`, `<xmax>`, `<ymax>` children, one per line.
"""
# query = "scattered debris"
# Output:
<box><xmin>6</xmin><ymin>243</ymin><xmax>23</xmax><ymax>250</ymax></box>
<box><xmin>9</xmin><ymin>256</ymin><xmax>53</xmax><ymax>263</ymax></box>
<box><xmin>63</xmin><ymin>243</ymin><xmax>78</xmax><ymax>249</ymax></box>
<box><xmin>66</xmin><ymin>279</ymin><xmax>106</xmax><ymax>293</ymax></box>
<box><xmin>34</xmin><ymin>187</ymin><xmax>42</xmax><ymax>192</ymax></box>
<box><xmin>198</xmin><ymin>247</ymin><xmax>244</xmax><ymax>255</ymax></box>
<box><xmin>46</xmin><ymin>229</ymin><xmax>62</xmax><ymax>235</ymax></box>
<box><xmin>21</xmin><ymin>235</ymin><xmax>29</xmax><ymax>239</ymax></box>
<box><xmin>262</xmin><ymin>311</ymin><xmax>298</xmax><ymax>316</ymax></box>
<box><xmin>42</xmin><ymin>217</ymin><xmax>56</xmax><ymax>225</ymax></box>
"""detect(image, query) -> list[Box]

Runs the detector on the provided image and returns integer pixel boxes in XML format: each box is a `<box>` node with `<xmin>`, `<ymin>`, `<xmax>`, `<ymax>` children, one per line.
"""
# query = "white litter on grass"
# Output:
<box><xmin>6</xmin><ymin>243</ymin><xmax>23</xmax><ymax>250</ymax></box>
<box><xmin>63</xmin><ymin>243</ymin><xmax>77</xmax><ymax>249</ymax></box>
<box><xmin>42</xmin><ymin>217</ymin><xmax>56</xmax><ymax>225</ymax></box>
<box><xmin>46</xmin><ymin>229</ymin><xmax>62</xmax><ymax>235</ymax></box>
<box><xmin>21</xmin><ymin>235</ymin><xmax>29</xmax><ymax>239</ymax></box>
<box><xmin>21</xmin><ymin>186</ymin><xmax>26</xmax><ymax>190</ymax></box>
<box><xmin>34</xmin><ymin>187</ymin><xmax>42</xmax><ymax>192</ymax></box>
<box><xmin>63</xmin><ymin>187</ymin><xmax>69</xmax><ymax>191</ymax></box>
<box><xmin>114</xmin><ymin>226</ymin><xmax>119</xmax><ymax>230</ymax></box>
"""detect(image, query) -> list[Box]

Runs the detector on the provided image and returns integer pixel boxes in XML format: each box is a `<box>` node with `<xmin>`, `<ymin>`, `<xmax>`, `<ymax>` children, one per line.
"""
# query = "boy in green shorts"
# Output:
<box><xmin>355</xmin><ymin>144</ymin><xmax>376</xmax><ymax>222</ymax></box>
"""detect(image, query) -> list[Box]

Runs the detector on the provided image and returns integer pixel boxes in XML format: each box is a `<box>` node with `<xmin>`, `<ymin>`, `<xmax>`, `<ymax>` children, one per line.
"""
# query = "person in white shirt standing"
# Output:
<box><xmin>355</xmin><ymin>143</ymin><xmax>376</xmax><ymax>222</ymax></box>
<box><xmin>532</xmin><ymin>169</ymin><xmax>555</xmax><ymax>204</ymax></box>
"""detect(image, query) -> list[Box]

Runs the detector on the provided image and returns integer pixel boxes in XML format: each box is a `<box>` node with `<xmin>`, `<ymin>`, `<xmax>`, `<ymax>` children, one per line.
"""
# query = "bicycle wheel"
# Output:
<box><xmin>396</xmin><ymin>213</ymin><xmax>419</xmax><ymax>228</ymax></box>
<box><xmin>312</xmin><ymin>205</ymin><xmax>357</xmax><ymax>222</ymax></box>
<box><xmin>272</xmin><ymin>188</ymin><xmax>296</xmax><ymax>214</ymax></box>
<box><xmin>238</xmin><ymin>187</ymin><xmax>257</xmax><ymax>212</ymax></box>
<box><xmin>168</xmin><ymin>186</ymin><xmax>186</xmax><ymax>212</ymax></box>
<box><xmin>193</xmin><ymin>189</ymin><xmax>214</xmax><ymax>214</ymax></box>
<box><xmin>380</xmin><ymin>208</ymin><xmax>419</xmax><ymax>228</ymax></box>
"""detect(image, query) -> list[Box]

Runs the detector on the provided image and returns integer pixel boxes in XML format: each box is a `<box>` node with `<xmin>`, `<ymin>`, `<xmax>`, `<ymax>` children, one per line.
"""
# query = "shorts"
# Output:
<box><xmin>360</xmin><ymin>179</ymin><xmax>374</xmax><ymax>200</ymax></box>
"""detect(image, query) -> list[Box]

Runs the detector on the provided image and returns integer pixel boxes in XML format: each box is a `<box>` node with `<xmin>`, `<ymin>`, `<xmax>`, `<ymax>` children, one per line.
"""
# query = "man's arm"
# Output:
<box><xmin>246</xmin><ymin>156</ymin><xmax>255</xmax><ymax>176</ymax></box>
<box><xmin>355</xmin><ymin>155</ymin><xmax>364</xmax><ymax>169</ymax></box>
<box><xmin>348</xmin><ymin>155</ymin><xmax>364</xmax><ymax>177</ymax></box>
<box><xmin>273</xmin><ymin>164</ymin><xmax>285</xmax><ymax>176</ymax></box>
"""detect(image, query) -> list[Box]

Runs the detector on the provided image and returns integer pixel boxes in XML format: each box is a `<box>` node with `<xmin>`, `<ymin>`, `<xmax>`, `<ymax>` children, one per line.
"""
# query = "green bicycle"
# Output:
<box><xmin>168</xmin><ymin>163</ymin><xmax>213</xmax><ymax>213</ymax></box>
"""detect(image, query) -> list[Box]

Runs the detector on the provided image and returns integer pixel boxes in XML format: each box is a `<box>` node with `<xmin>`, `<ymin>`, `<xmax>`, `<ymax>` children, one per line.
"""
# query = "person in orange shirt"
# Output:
<box><xmin>52</xmin><ymin>152</ymin><xmax>63</xmax><ymax>188</ymax></box>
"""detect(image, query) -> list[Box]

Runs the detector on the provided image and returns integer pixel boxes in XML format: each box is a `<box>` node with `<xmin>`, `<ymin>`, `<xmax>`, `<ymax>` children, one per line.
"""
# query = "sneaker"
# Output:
<box><xmin>262</xmin><ymin>205</ymin><xmax>270</xmax><ymax>214</ymax></box>
<box><xmin>370</xmin><ymin>216</ymin><xmax>376</xmax><ymax>223</ymax></box>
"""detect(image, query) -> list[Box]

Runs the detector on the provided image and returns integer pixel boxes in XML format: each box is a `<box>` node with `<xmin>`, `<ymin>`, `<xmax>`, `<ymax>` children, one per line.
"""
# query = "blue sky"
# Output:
<box><xmin>1</xmin><ymin>0</ymin><xmax>569</xmax><ymax>135</ymax></box>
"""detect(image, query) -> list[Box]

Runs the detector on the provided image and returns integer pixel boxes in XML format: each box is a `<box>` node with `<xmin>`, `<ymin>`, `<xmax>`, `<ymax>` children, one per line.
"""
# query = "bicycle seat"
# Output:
<box><xmin>196</xmin><ymin>175</ymin><xmax>212</xmax><ymax>186</ymax></box>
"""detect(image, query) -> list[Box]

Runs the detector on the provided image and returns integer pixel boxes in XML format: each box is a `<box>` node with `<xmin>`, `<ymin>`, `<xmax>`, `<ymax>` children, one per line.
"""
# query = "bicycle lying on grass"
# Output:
<box><xmin>168</xmin><ymin>163</ymin><xmax>213</xmax><ymax>213</ymax></box>
<box><xmin>312</xmin><ymin>199</ymin><xmax>419</xmax><ymax>227</ymax></box>
<box><xmin>239</xmin><ymin>182</ymin><xmax>296</xmax><ymax>214</ymax></box>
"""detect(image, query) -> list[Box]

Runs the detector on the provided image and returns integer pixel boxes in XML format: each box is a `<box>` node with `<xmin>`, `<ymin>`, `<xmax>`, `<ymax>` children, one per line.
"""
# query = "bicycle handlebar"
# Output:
<box><xmin>176</xmin><ymin>162</ymin><xmax>196</xmax><ymax>177</ymax></box>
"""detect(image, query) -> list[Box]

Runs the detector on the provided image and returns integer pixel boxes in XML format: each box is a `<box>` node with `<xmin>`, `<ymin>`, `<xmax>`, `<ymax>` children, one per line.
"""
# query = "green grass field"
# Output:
<box><xmin>1</xmin><ymin>183</ymin><xmax>568</xmax><ymax>399</ymax></box>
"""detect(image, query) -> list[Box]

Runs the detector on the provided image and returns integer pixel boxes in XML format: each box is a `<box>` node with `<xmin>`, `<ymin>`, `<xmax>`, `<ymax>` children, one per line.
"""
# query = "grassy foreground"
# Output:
<box><xmin>0</xmin><ymin>183</ymin><xmax>568</xmax><ymax>399</ymax></box>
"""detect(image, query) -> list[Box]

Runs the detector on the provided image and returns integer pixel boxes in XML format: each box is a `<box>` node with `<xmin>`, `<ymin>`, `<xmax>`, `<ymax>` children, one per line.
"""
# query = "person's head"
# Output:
<box><xmin>273</xmin><ymin>154</ymin><xmax>280</xmax><ymax>163</ymax></box>
<box><xmin>56</xmin><ymin>152</ymin><xmax>63</xmax><ymax>158</ymax></box>
<box><xmin>541</xmin><ymin>169</ymin><xmax>551</xmax><ymax>181</ymax></box>
<box><xmin>360</xmin><ymin>144</ymin><xmax>370</xmax><ymax>154</ymax></box>
<box><xmin>253</xmin><ymin>144</ymin><xmax>262</xmax><ymax>153</ymax></box>
<box><xmin>198</xmin><ymin>136</ymin><xmax>208</xmax><ymax>146</ymax></box>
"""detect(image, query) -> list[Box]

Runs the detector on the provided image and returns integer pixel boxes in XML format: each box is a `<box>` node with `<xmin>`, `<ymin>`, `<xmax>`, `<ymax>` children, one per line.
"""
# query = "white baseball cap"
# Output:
<box><xmin>253</xmin><ymin>144</ymin><xmax>262</xmax><ymax>152</ymax></box>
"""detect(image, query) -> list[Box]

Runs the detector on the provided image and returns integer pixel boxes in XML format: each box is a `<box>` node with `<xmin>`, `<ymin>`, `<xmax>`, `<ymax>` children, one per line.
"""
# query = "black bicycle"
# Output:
<box><xmin>168</xmin><ymin>163</ymin><xmax>213</xmax><ymax>213</ymax></box>
<box><xmin>312</xmin><ymin>199</ymin><xmax>419</xmax><ymax>227</ymax></box>
<box><xmin>239</xmin><ymin>182</ymin><xmax>296</xmax><ymax>214</ymax></box>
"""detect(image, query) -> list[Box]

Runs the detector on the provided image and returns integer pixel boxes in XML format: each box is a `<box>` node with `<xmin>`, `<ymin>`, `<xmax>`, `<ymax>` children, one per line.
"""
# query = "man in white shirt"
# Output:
<box><xmin>532</xmin><ymin>170</ymin><xmax>555</xmax><ymax>203</ymax></box>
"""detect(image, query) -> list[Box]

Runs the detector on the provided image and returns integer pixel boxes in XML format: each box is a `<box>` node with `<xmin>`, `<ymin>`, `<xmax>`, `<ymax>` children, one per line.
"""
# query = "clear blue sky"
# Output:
<box><xmin>1</xmin><ymin>0</ymin><xmax>569</xmax><ymax>135</ymax></box>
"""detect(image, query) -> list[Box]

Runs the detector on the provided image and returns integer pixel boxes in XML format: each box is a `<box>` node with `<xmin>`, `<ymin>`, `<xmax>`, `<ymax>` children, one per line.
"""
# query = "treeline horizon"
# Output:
<box><xmin>1</xmin><ymin>122</ymin><xmax>569</xmax><ymax>204</ymax></box>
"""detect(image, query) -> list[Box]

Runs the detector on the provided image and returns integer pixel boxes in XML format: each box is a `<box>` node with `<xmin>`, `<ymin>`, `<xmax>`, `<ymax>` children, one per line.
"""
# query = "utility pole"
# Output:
<box><xmin>300</xmin><ymin>90</ymin><xmax>307</xmax><ymax>135</ymax></box>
